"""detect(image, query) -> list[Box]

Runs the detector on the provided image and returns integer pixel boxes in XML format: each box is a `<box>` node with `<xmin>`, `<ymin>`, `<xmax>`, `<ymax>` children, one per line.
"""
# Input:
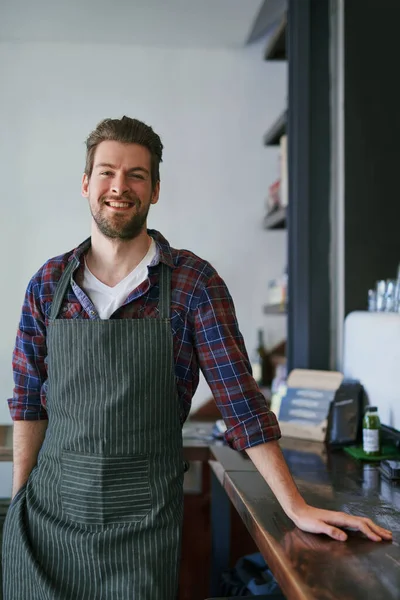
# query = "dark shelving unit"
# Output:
<box><xmin>263</xmin><ymin>110</ymin><xmax>287</xmax><ymax>146</ymax></box>
<box><xmin>264</xmin><ymin>13</ymin><xmax>287</xmax><ymax>61</ymax></box>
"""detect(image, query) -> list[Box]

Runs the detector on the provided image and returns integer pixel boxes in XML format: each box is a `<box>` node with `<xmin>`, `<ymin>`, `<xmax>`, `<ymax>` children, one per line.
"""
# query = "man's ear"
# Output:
<box><xmin>82</xmin><ymin>173</ymin><xmax>89</xmax><ymax>198</ymax></box>
<box><xmin>151</xmin><ymin>181</ymin><xmax>160</xmax><ymax>205</ymax></box>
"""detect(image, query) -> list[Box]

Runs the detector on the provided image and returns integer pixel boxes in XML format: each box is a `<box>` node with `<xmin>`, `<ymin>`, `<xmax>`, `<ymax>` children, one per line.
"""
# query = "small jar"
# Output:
<box><xmin>362</xmin><ymin>406</ymin><xmax>381</xmax><ymax>457</ymax></box>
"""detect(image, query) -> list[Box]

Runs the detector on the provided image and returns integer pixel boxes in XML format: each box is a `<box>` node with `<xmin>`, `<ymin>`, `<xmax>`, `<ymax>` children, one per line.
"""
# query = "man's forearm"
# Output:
<box><xmin>12</xmin><ymin>420</ymin><xmax>48</xmax><ymax>497</ymax></box>
<box><xmin>245</xmin><ymin>440</ymin><xmax>307</xmax><ymax>519</ymax></box>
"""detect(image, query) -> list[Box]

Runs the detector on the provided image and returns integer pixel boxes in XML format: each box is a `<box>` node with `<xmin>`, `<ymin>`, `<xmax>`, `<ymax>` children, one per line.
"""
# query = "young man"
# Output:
<box><xmin>3</xmin><ymin>116</ymin><xmax>391</xmax><ymax>599</ymax></box>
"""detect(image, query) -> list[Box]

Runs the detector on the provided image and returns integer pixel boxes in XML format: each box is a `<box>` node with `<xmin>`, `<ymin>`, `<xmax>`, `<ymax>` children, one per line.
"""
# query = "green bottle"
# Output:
<box><xmin>362</xmin><ymin>406</ymin><xmax>381</xmax><ymax>457</ymax></box>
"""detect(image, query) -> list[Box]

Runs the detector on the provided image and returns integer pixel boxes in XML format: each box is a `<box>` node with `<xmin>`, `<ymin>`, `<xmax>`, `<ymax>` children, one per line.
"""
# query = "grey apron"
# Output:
<box><xmin>2</xmin><ymin>261</ymin><xmax>184</xmax><ymax>600</ymax></box>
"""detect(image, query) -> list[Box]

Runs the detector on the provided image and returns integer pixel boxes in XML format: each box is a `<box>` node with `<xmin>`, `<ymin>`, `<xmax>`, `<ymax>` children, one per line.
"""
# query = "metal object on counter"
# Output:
<box><xmin>385</xmin><ymin>279</ymin><xmax>396</xmax><ymax>312</ymax></box>
<box><xmin>368</xmin><ymin>289</ymin><xmax>377</xmax><ymax>312</ymax></box>
<box><xmin>395</xmin><ymin>264</ymin><xmax>400</xmax><ymax>312</ymax></box>
<box><xmin>369</xmin><ymin>274</ymin><xmax>400</xmax><ymax>312</ymax></box>
<box><xmin>376</xmin><ymin>279</ymin><xmax>387</xmax><ymax>311</ymax></box>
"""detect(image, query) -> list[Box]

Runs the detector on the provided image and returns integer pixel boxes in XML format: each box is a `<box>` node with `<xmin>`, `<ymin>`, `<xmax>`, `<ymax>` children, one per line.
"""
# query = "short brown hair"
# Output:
<box><xmin>85</xmin><ymin>116</ymin><xmax>163</xmax><ymax>188</ymax></box>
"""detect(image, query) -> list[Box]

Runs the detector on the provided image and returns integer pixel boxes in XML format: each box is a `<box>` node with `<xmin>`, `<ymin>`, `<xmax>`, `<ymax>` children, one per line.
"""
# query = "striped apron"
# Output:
<box><xmin>2</xmin><ymin>261</ymin><xmax>184</xmax><ymax>600</ymax></box>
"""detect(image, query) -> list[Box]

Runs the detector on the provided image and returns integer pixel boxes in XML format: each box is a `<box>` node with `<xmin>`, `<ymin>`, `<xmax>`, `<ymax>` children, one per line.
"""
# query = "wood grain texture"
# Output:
<box><xmin>215</xmin><ymin>439</ymin><xmax>400</xmax><ymax>600</ymax></box>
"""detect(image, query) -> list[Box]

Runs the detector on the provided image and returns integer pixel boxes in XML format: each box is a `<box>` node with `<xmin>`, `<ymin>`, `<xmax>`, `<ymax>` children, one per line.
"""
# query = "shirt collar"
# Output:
<box><xmin>148</xmin><ymin>229</ymin><xmax>175</xmax><ymax>269</ymax></box>
<box><xmin>69</xmin><ymin>229</ymin><xmax>176</xmax><ymax>270</ymax></box>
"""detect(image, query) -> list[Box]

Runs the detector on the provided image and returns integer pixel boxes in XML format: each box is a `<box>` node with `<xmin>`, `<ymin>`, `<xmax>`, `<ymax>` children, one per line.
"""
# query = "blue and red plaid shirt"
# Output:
<box><xmin>9</xmin><ymin>230</ymin><xmax>281</xmax><ymax>451</ymax></box>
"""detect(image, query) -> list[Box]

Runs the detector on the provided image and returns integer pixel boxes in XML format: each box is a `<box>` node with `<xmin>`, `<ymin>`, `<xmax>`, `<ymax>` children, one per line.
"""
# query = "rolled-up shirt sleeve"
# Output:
<box><xmin>8</xmin><ymin>277</ymin><xmax>48</xmax><ymax>421</ymax></box>
<box><xmin>193</xmin><ymin>273</ymin><xmax>281</xmax><ymax>451</ymax></box>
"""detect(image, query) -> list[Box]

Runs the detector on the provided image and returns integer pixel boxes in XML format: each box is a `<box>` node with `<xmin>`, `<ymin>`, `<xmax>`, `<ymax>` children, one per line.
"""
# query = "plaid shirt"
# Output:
<box><xmin>9</xmin><ymin>230</ymin><xmax>281</xmax><ymax>451</ymax></box>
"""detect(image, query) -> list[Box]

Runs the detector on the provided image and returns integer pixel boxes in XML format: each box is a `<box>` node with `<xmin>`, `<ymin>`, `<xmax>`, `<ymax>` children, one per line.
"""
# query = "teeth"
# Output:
<box><xmin>108</xmin><ymin>202</ymin><xmax>131</xmax><ymax>208</ymax></box>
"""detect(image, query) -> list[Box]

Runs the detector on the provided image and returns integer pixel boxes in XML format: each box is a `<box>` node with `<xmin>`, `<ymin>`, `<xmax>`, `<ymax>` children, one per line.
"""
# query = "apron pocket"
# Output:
<box><xmin>61</xmin><ymin>451</ymin><xmax>152</xmax><ymax>526</ymax></box>
<box><xmin>8</xmin><ymin>482</ymin><xmax>27</xmax><ymax>510</ymax></box>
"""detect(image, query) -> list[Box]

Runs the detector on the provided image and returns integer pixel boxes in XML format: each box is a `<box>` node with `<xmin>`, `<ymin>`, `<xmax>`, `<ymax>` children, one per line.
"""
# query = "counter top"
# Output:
<box><xmin>210</xmin><ymin>439</ymin><xmax>400</xmax><ymax>600</ymax></box>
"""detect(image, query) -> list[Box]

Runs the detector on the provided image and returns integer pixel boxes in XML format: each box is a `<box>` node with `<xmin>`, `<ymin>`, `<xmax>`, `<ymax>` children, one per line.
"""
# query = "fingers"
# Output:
<box><xmin>323</xmin><ymin>511</ymin><xmax>392</xmax><ymax>542</ymax></box>
<box><xmin>316</xmin><ymin>521</ymin><xmax>348</xmax><ymax>542</ymax></box>
<box><xmin>354</xmin><ymin>519</ymin><xmax>382</xmax><ymax>542</ymax></box>
<box><xmin>363</xmin><ymin>518</ymin><xmax>392</xmax><ymax>540</ymax></box>
<box><xmin>294</xmin><ymin>506</ymin><xmax>393</xmax><ymax>543</ymax></box>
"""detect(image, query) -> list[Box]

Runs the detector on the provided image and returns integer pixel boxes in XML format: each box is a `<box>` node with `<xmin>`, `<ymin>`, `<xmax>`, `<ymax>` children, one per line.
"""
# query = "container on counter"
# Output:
<box><xmin>362</xmin><ymin>406</ymin><xmax>381</xmax><ymax>457</ymax></box>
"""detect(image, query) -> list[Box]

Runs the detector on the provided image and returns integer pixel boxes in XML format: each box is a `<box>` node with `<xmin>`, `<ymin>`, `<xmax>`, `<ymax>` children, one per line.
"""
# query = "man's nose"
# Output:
<box><xmin>111</xmin><ymin>174</ymin><xmax>129</xmax><ymax>196</ymax></box>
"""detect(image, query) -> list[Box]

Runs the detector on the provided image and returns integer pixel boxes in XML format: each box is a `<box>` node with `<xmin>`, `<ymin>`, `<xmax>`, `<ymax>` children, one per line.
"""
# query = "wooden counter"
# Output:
<box><xmin>209</xmin><ymin>440</ymin><xmax>400</xmax><ymax>600</ymax></box>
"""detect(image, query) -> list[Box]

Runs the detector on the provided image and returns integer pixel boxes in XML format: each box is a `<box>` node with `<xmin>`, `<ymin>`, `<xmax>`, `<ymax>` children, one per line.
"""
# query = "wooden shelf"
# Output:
<box><xmin>264</xmin><ymin>13</ymin><xmax>287</xmax><ymax>61</ymax></box>
<box><xmin>263</xmin><ymin>110</ymin><xmax>287</xmax><ymax>146</ymax></box>
<box><xmin>263</xmin><ymin>206</ymin><xmax>286</xmax><ymax>230</ymax></box>
<box><xmin>263</xmin><ymin>303</ymin><xmax>286</xmax><ymax>315</ymax></box>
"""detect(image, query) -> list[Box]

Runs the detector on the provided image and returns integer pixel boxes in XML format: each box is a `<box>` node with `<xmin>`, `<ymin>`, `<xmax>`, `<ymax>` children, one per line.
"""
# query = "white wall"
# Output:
<box><xmin>0</xmin><ymin>40</ymin><xmax>287</xmax><ymax>423</ymax></box>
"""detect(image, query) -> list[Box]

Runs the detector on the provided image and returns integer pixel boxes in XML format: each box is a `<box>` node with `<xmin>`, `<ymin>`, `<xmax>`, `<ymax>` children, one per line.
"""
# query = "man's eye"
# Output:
<box><xmin>129</xmin><ymin>173</ymin><xmax>144</xmax><ymax>179</ymax></box>
<box><xmin>100</xmin><ymin>171</ymin><xmax>113</xmax><ymax>176</ymax></box>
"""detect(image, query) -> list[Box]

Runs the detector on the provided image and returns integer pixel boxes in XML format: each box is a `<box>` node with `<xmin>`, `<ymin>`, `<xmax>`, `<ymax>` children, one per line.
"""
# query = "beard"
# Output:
<box><xmin>90</xmin><ymin>193</ymin><xmax>151</xmax><ymax>241</ymax></box>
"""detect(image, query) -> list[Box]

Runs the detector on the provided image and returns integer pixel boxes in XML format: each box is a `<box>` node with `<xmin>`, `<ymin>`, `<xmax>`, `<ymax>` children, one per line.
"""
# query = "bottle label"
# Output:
<box><xmin>363</xmin><ymin>429</ymin><xmax>379</xmax><ymax>453</ymax></box>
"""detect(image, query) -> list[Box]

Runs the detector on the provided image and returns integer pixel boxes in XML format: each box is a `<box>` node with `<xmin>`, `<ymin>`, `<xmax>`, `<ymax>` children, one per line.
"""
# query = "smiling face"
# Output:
<box><xmin>82</xmin><ymin>140</ymin><xmax>159</xmax><ymax>241</ymax></box>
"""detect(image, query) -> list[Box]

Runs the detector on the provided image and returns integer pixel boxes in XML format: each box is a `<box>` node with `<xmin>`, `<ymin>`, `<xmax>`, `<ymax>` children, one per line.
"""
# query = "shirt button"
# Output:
<box><xmin>89</xmin><ymin>310</ymin><xmax>96</xmax><ymax>317</ymax></box>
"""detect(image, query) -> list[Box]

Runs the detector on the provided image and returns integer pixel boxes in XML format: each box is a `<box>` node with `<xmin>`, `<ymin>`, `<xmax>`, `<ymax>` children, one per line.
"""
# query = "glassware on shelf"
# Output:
<box><xmin>368</xmin><ymin>289</ymin><xmax>377</xmax><ymax>312</ymax></box>
<box><xmin>367</xmin><ymin>263</ymin><xmax>400</xmax><ymax>312</ymax></box>
<box><xmin>384</xmin><ymin>279</ymin><xmax>396</xmax><ymax>312</ymax></box>
<box><xmin>395</xmin><ymin>264</ymin><xmax>400</xmax><ymax>312</ymax></box>
<box><xmin>376</xmin><ymin>280</ymin><xmax>387</xmax><ymax>311</ymax></box>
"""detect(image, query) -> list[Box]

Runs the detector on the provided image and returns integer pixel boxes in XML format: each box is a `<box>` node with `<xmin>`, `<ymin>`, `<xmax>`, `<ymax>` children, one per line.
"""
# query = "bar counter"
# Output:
<box><xmin>209</xmin><ymin>439</ymin><xmax>400</xmax><ymax>600</ymax></box>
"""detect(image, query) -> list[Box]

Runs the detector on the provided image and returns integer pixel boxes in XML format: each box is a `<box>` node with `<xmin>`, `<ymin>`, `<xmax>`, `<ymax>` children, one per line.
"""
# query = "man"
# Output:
<box><xmin>3</xmin><ymin>116</ymin><xmax>391</xmax><ymax>600</ymax></box>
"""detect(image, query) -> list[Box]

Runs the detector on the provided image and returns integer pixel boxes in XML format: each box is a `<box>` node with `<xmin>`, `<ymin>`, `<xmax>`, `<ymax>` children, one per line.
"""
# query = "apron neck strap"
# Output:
<box><xmin>158</xmin><ymin>262</ymin><xmax>171</xmax><ymax>319</ymax></box>
<box><xmin>49</xmin><ymin>257</ymin><xmax>172</xmax><ymax>321</ymax></box>
<box><xmin>50</xmin><ymin>258</ymin><xmax>79</xmax><ymax>321</ymax></box>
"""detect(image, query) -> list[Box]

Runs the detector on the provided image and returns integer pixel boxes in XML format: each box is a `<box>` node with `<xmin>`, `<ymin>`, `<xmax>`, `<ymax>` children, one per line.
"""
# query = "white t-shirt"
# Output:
<box><xmin>82</xmin><ymin>239</ymin><xmax>157</xmax><ymax>319</ymax></box>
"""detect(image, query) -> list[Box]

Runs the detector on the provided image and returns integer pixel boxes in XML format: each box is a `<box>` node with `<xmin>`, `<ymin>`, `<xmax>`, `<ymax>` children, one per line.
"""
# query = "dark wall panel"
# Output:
<box><xmin>344</xmin><ymin>0</ymin><xmax>400</xmax><ymax>314</ymax></box>
<box><xmin>288</xmin><ymin>0</ymin><xmax>331</xmax><ymax>370</ymax></box>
